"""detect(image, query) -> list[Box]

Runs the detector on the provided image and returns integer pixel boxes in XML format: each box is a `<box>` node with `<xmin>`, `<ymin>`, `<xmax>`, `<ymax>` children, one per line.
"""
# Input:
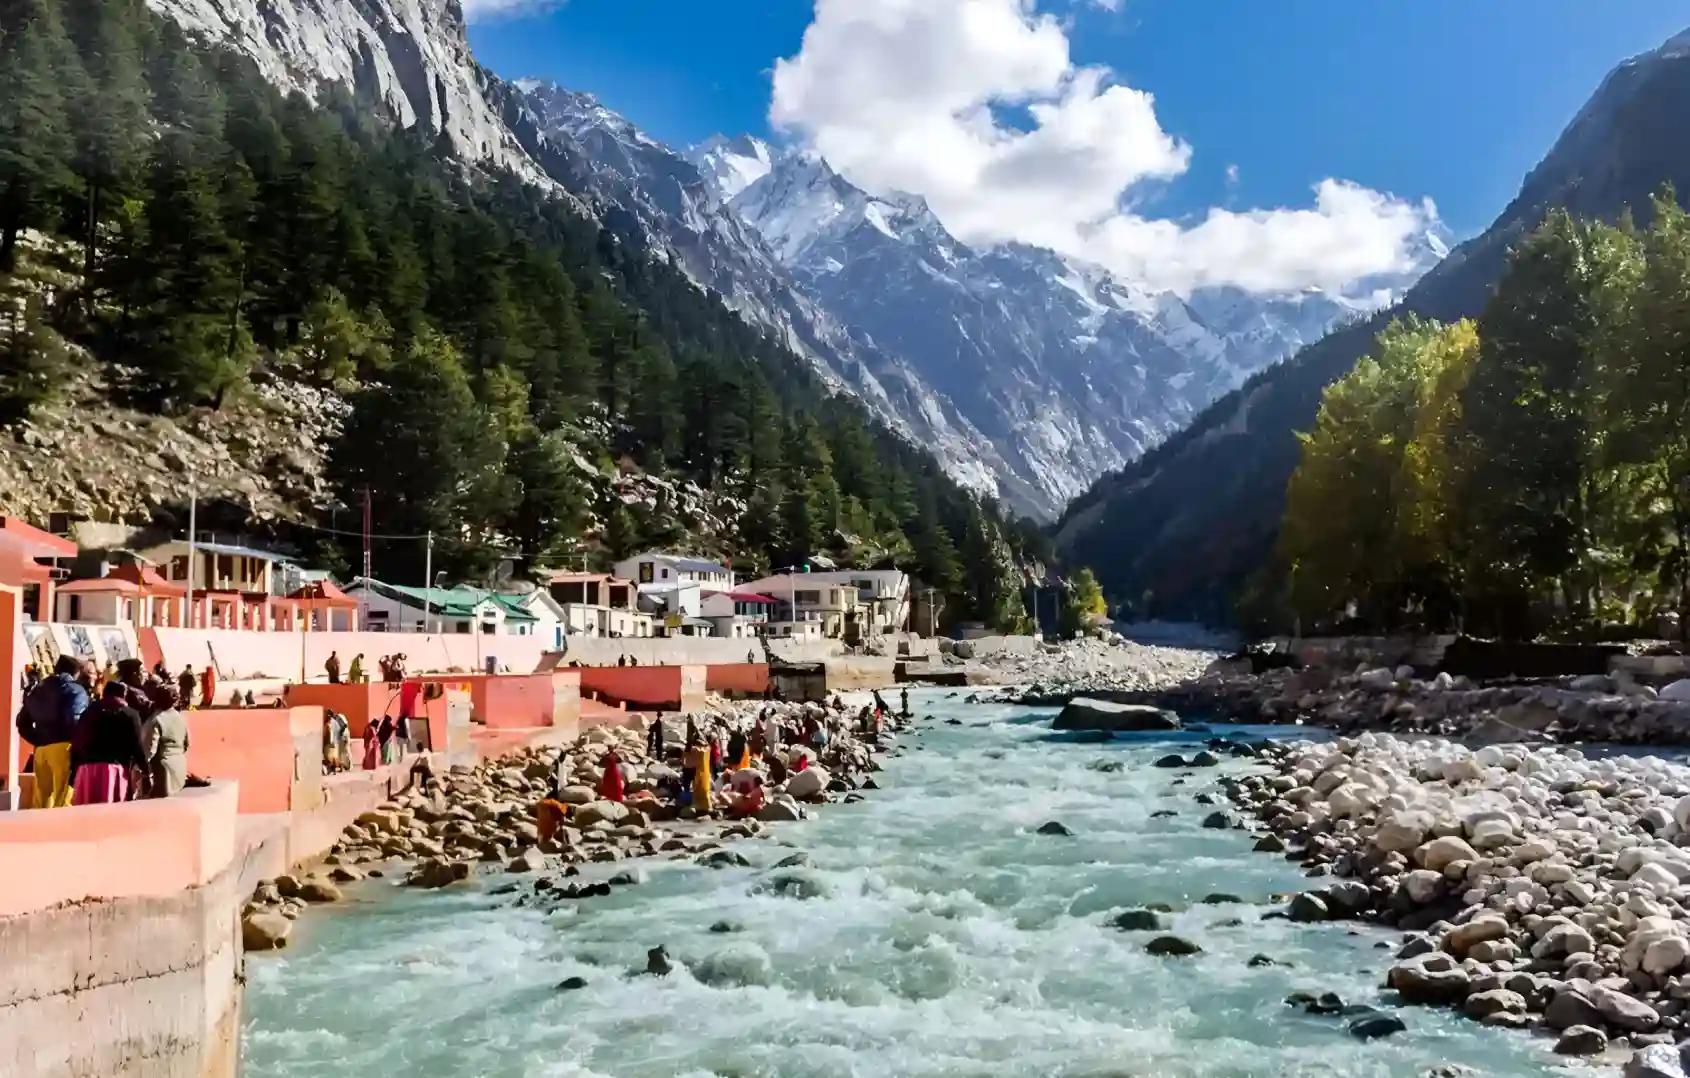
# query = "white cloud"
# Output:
<box><xmin>462</xmin><ymin>0</ymin><xmax>560</xmax><ymax>23</ymax></box>
<box><xmin>771</xmin><ymin>0</ymin><xmax>1437</xmax><ymax>297</ymax></box>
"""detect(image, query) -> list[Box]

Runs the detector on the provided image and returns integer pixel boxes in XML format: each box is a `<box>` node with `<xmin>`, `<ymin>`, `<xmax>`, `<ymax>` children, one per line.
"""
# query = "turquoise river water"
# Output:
<box><xmin>243</xmin><ymin>693</ymin><xmax>1589</xmax><ymax>1077</ymax></box>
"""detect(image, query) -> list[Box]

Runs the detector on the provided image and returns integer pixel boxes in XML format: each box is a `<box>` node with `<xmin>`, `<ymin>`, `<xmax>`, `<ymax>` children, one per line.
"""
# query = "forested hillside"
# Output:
<box><xmin>1262</xmin><ymin>197</ymin><xmax>1690</xmax><ymax>642</ymax></box>
<box><xmin>0</xmin><ymin>0</ymin><xmax>1036</xmax><ymax>629</ymax></box>
<box><xmin>1053</xmin><ymin>25</ymin><xmax>1690</xmax><ymax>626</ymax></box>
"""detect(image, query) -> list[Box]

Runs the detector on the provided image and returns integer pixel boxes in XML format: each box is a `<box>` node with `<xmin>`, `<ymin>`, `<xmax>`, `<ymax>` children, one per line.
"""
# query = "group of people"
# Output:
<box><xmin>320</xmin><ymin>677</ymin><xmax>426</xmax><ymax>775</ymax></box>
<box><xmin>561</xmin><ymin>691</ymin><xmax>904</xmax><ymax>824</ymax></box>
<box><xmin>323</xmin><ymin>651</ymin><xmax>410</xmax><ymax>686</ymax></box>
<box><xmin>13</xmin><ymin>655</ymin><xmax>192</xmax><ymax>807</ymax></box>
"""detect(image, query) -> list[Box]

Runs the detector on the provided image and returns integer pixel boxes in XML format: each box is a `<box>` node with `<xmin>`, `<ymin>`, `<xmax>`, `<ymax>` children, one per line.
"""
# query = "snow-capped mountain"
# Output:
<box><xmin>693</xmin><ymin>140</ymin><xmax>1445</xmax><ymax>514</ymax></box>
<box><xmin>140</xmin><ymin>0</ymin><xmax>1441</xmax><ymax>518</ymax></box>
<box><xmin>500</xmin><ymin>82</ymin><xmax>1017</xmax><ymax>503</ymax></box>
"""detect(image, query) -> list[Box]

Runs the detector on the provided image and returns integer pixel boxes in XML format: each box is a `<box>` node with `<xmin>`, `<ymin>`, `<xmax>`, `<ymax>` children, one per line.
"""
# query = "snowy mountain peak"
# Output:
<box><xmin>691</xmin><ymin>134</ymin><xmax>776</xmax><ymax>200</ymax></box>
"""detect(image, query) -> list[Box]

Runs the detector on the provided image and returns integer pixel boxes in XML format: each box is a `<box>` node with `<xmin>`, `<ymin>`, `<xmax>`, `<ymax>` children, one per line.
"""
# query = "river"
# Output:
<box><xmin>243</xmin><ymin>694</ymin><xmax>1584</xmax><ymax>1077</ymax></box>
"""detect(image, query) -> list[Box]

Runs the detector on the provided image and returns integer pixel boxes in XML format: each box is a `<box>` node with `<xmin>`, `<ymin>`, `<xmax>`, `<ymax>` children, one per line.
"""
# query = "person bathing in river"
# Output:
<box><xmin>727</xmin><ymin>769</ymin><xmax>765</xmax><ymax>818</ymax></box>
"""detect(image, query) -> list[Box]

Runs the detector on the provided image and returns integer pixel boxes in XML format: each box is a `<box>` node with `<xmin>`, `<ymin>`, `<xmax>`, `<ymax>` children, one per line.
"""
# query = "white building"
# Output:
<box><xmin>612</xmin><ymin>551</ymin><xmax>734</xmax><ymax>591</ymax></box>
<box><xmin>546</xmin><ymin>572</ymin><xmax>655</xmax><ymax>639</ymax></box>
<box><xmin>345</xmin><ymin>579</ymin><xmax>540</xmax><ymax>635</ymax></box>
<box><xmin>700</xmin><ymin>589</ymin><xmax>779</xmax><ymax>639</ymax></box>
<box><xmin>738</xmin><ymin>570</ymin><xmax>910</xmax><ymax>643</ymax></box>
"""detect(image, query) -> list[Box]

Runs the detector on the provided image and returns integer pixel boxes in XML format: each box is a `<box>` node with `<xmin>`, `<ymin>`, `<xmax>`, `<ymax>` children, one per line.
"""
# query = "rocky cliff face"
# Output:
<box><xmin>147</xmin><ymin>0</ymin><xmax>544</xmax><ymax>183</ymax></box>
<box><xmin>501</xmin><ymin>83</ymin><xmax>1015</xmax><ymax>504</ymax></box>
<box><xmin>1054</xmin><ymin>24</ymin><xmax>1690</xmax><ymax>622</ymax></box>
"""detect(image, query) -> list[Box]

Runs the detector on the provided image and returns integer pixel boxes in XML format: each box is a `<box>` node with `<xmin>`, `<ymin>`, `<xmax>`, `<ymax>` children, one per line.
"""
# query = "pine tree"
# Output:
<box><xmin>0</xmin><ymin>294</ymin><xmax>72</xmax><ymax>420</ymax></box>
<box><xmin>0</xmin><ymin>0</ymin><xmax>78</xmax><ymax>270</ymax></box>
<box><xmin>67</xmin><ymin>0</ymin><xmax>152</xmax><ymax>311</ymax></box>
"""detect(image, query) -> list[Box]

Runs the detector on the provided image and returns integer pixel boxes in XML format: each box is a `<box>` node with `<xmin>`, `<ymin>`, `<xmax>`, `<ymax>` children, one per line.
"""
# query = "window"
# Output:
<box><xmin>639</xmin><ymin>562</ymin><xmax>654</xmax><ymax>584</ymax></box>
<box><xmin>796</xmin><ymin>590</ymin><xmax>820</xmax><ymax>605</ymax></box>
<box><xmin>170</xmin><ymin>555</ymin><xmax>188</xmax><ymax>579</ymax></box>
<box><xmin>661</xmin><ymin>568</ymin><xmax>670</xmax><ymax>580</ymax></box>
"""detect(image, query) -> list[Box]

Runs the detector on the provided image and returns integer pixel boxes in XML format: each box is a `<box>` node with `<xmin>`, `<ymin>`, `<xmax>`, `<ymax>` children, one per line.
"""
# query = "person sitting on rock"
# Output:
<box><xmin>726</xmin><ymin>769</ymin><xmax>765</xmax><ymax>819</ymax></box>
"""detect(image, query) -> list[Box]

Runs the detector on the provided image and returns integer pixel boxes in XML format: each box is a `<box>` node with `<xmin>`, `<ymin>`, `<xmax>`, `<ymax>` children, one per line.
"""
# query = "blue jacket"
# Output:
<box><xmin>15</xmin><ymin>673</ymin><xmax>90</xmax><ymax>746</ymax></box>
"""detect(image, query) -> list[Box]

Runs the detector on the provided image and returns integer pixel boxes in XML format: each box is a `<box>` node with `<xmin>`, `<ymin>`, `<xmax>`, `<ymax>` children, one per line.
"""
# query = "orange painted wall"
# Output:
<box><xmin>0</xmin><ymin>781</ymin><xmax>239</xmax><ymax>917</ymax></box>
<box><xmin>185</xmin><ymin>707</ymin><xmax>323</xmax><ymax>816</ymax></box>
<box><xmin>705</xmin><ymin>662</ymin><xmax>769</xmax><ymax>697</ymax></box>
<box><xmin>579</xmin><ymin>665</ymin><xmax>680</xmax><ymax>710</ymax></box>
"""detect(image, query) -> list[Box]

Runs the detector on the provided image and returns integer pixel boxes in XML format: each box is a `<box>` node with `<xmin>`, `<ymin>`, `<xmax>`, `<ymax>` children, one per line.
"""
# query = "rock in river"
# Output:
<box><xmin>1052</xmin><ymin>698</ymin><xmax>1181</xmax><ymax>733</ymax></box>
<box><xmin>1145</xmin><ymin>936</ymin><xmax>1203</xmax><ymax>957</ymax></box>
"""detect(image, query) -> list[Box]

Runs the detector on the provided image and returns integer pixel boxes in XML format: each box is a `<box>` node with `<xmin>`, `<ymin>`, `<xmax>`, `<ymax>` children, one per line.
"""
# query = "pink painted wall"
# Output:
<box><xmin>705</xmin><ymin>662</ymin><xmax>769</xmax><ymax>697</ymax></box>
<box><xmin>145</xmin><ymin>627</ymin><xmax>552</xmax><ymax>682</ymax></box>
<box><xmin>0</xmin><ymin>782</ymin><xmax>238</xmax><ymax>917</ymax></box>
<box><xmin>185</xmin><ymin>707</ymin><xmax>323</xmax><ymax>816</ymax></box>
<box><xmin>578</xmin><ymin>665</ymin><xmax>707</xmax><ymax>712</ymax></box>
<box><xmin>551</xmin><ymin>670</ymin><xmax>581</xmax><ymax>741</ymax></box>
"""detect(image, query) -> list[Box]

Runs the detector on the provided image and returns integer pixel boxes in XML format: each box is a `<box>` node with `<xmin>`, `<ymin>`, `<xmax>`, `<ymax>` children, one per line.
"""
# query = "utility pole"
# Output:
<box><xmin>423</xmin><ymin>531</ymin><xmax>434</xmax><ymax>634</ymax></box>
<box><xmin>360</xmin><ymin>488</ymin><xmax>372</xmax><ymax>628</ymax></box>
<box><xmin>185</xmin><ymin>473</ymin><xmax>197</xmax><ymax>629</ymax></box>
<box><xmin>925</xmin><ymin>587</ymin><xmax>937</xmax><ymax>638</ymax></box>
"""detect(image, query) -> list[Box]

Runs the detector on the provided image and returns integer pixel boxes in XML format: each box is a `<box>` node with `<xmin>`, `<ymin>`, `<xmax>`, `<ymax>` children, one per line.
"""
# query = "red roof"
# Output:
<box><xmin>59</xmin><ymin>577</ymin><xmax>141</xmax><ymax>594</ymax></box>
<box><xmin>107</xmin><ymin>562</ymin><xmax>186</xmax><ymax>595</ymax></box>
<box><xmin>715</xmin><ymin>590</ymin><xmax>779</xmax><ymax>604</ymax></box>
<box><xmin>289</xmin><ymin>580</ymin><xmax>358</xmax><ymax>607</ymax></box>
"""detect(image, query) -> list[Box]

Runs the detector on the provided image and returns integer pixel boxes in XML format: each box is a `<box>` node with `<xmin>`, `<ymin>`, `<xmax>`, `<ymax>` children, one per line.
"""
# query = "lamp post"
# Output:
<box><xmin>185</xmin><ymin>472</ymin><xmax>197</xmax><ymax>629</ymax></box>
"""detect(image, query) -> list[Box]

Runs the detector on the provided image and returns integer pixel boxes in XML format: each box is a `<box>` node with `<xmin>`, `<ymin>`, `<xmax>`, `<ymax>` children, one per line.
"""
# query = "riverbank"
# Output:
<box><xmin>238</xmin><ymin>696</ymin><xmax>905</xmax><ymax>951</ymax></box>
<box><xmin>1227</xmin><ymin>730</ymin><xmax>1690</xmax><ymax>1075</ymax></box>
<box><xmin>966</xmin><ymin>635</ymin><xmax>1219</xmax><ymax>692</ymax></box>
<box><xmin>243</xmin><ymin>693</ymin><xmax>1563</xmax><ymax>1077</ymax></box>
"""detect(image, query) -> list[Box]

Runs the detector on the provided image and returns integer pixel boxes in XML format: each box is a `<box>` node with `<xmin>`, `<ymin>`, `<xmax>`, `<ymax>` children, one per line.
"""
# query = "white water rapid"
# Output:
<box><xmin>244</xmin><ymin>694</ymin><xmax>1579</xmax><ymax>1077</ymax></box>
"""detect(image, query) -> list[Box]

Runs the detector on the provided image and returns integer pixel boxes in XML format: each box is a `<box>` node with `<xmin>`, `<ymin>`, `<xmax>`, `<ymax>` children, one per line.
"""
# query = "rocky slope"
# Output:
<box><xmin>0</xmin><ymin>363</ymin><xmax>345</xmax><ymax>528</ymax></box>
<box><xmin>1054</xmin><ymin>25</ymin><xmax>1690</xmax><ymax>622</ymax></box>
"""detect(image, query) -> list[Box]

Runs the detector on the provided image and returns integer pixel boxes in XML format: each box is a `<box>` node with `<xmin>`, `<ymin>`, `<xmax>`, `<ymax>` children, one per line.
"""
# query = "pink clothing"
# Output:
<box><xmin>73</xmin><ymin>763</ymin><xmax>130</xmax><ymax>805</ymax></box>
<box><xmin>361</xmin><ymin>733</ymin><xmax>380</xmax><ymax>770</ymax></box>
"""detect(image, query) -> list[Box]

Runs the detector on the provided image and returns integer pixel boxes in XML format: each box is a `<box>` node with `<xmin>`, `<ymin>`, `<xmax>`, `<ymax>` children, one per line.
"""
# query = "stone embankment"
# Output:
<box><xmin>238</xmin><ymin>698</ymin><xmax>903</xmax><ymax>949</ymax></box>
<box><xmin>1227</xmin><ymin>731</ymin><xmax>1690</xmax><ymax>1074</ymax></box>
<box><xmin>1158</xmin><ymin>663</ymin><xmax>1690</xmax><ymax>747</ymax></box>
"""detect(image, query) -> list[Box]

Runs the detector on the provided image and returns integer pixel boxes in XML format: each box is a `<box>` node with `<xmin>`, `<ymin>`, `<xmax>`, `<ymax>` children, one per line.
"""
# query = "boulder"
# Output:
<box><xmin>1463</xmin><ymin>989</ymin><xmax>1525</xmax><ymax>1020</ymax></box>
<box><xmin>1625</xmin><ymin>1043</ymin><xmax>1689</xmax><ymax>1078</ymax></box>
<box><xmin>297</xmin><ymin>878</ymin><xmax>342</xmax><ymax>904</ymax></box>
<box><xmin>1109</xmin><ymin>909</ymin><xmax>1162</xmax><ymax>932</ymax></box>
<box><xmin>1552</xmin><ymin>1025</ymin><xmax>1607</xmax><ymax>1057</ymax></box>
<box><xmin>1375</xmin><ymin>812</ymin><xmax>1432</xmax><ymax>854</ymax></box>
<box><xmin>1544</xmin><ymin>987</ymin><xmax>1606</xmax><ymax>1031</ymax></box>
<box><xmin>242</xmin><ymin>911</ymin><xmax>293</xmax><ymax>951</ymax></box>
<box><xmin>1416</xmin><ymin>836</ymin><xmax>1479</xmax><ymax>873</ymax></box>
<box><xmin>1145</xmin><ymin>936</ymin><xmax>1202</xmax><ymax>957</ymax></box>
<box><xmin>507</xmin><ymin>847</ymin><xmax>547</xmax><ymax>874</ymax></box>
<box><xmin>556</xmin><ymin>785</ymin><xmax>596</xmax><ymax>806</ymax></box>
<box><xmin>1590</xmin><ymin>985</ymin><xmax>1659</xmax><ymax>1033</ymax></box>
<box><xmin>785</xmin><ymin>767</ymin><xmax>831</xmax><ymax>800</ymax></box>
<box><xmin>1052</xmin><ymin>699</ymin><xmax>1181</xmax><ymax>733</ymax></box>
<box><xmin>756</xmin><ymin>798</ymin><xmax>803</xmax><ymax>823</ymax></box>
<box><xmin>1348</xmin><ymin>1012</ymin><xmax>1407</xmax><ymax>1040</ymax></box>
<box><xmin>573</xmin><ymin>801</ymin><xmax>630</xmax><ymax>827</ymax></box>
<box><xmin>1659</xmin><ymin>679</ymin><xmax>1690</xmax><ymax>703</ymax></box>
<box><xmin>1036</xmin><ymin>821</ymin><xmax>1074</xmax><ymax>837</ymax></box>
<box><xmin>1287</xmin><ymin>893</ymin><xmax>1330</xmax><ymax>923</ymax></box>
<box><xmin>1153</xmin><ymin>754</ymin><xmax>1187</xmax><ymax>769</ymax></box>
<box><xmin>1532</xmin><ymin>922</ymin><xmax>1595</xmax><ymax>960</ymax></box>
<box><xmin>1388</xmin><ymin>953</ymin><xmax>1471</xmax><ymax>1004</ymax></box>
<box><xmin>1444</xmin><ymin>915</ymin><xmax>1507</xmax><ymax>957</ymax></box>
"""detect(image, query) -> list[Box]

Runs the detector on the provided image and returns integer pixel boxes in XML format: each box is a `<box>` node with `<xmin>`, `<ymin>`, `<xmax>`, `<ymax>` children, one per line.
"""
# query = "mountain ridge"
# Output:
<box><xmin>1053</xmin><ymin>22</ymin><xmax>1690</xmax><ymax>622</ymax></box>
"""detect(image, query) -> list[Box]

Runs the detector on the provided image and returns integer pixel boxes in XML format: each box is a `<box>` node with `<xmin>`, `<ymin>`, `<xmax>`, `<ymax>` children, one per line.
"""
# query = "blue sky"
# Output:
<box><xmin>470</xmin><ymin>1</ymin><xmax>1688</xmax><ymax>243</ymax></box>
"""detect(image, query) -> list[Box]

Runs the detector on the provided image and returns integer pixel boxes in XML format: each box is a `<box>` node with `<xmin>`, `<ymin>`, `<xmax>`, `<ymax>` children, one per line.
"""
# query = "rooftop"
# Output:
<box><xmin>352</xmin><ymin>578</ymin><xmax>538</xmax><ymax>622</ymax></box>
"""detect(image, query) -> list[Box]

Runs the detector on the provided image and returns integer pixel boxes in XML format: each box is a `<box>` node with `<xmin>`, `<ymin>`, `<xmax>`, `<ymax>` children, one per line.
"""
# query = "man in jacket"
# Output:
<box><xmin>14</xmin><ymin>655</ymin><xmax>92</xmax><ymax>808</ymax></box>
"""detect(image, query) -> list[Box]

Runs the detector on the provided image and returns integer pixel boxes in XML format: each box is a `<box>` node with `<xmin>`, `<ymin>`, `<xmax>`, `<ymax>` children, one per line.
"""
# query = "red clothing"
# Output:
<box><xmin>200</xmin><ymin>668</ymin><xmax>216</xmax><ymax>709</ymax></box>
<box><xmin>598</xmin><ymin>749</ymin><xmax>625</xmax><ymax>802</ymax></box>
<box><xmin>399</xmin><ymin>680</ymin><xmax>422</xmax><ymax>719</ymax></box>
